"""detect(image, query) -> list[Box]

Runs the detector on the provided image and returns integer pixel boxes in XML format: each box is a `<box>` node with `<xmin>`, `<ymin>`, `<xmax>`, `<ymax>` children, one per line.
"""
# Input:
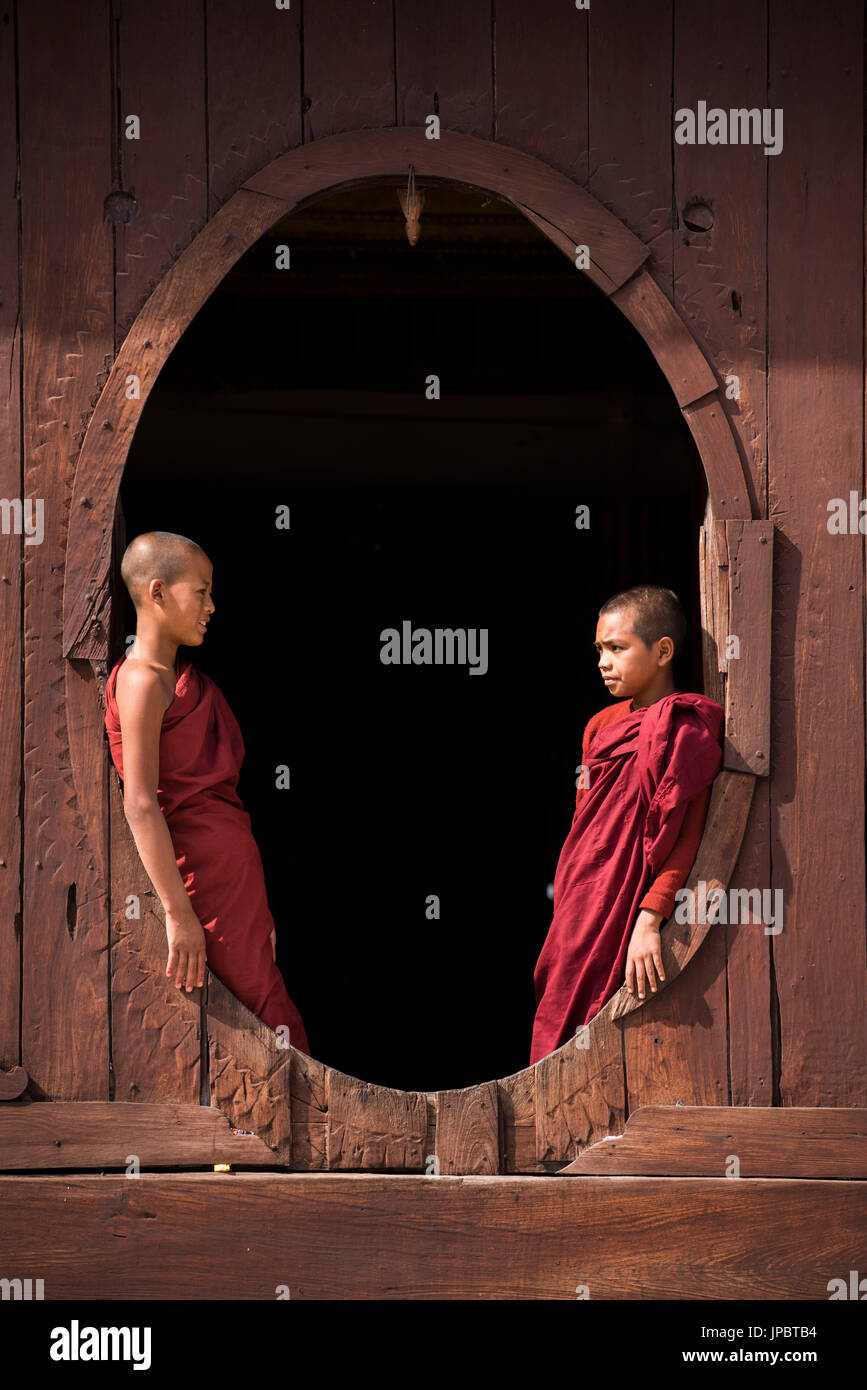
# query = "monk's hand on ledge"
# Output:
<box><xmin>165</xmin><ymin>907</ymin><xmax>207</xmax><ymax>994</ymax></box>
<box><xmin>624</xmin><ymin>909</ymin><xmax>666</xmax><ymax>1001</ymax></box>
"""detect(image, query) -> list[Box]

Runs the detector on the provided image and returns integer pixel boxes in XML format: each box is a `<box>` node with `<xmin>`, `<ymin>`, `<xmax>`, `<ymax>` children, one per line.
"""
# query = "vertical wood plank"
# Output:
<box><xmin>494</xmin><ymin>0</ymin><xmax>587</xmax><ymax>180</ymax></box>
<box><xmin>396</xmin><ymin>0</ymin><xmax>492</xmax><ymax>137</ymax></box>
<box><xmin>434</xmin><ymin>1082</ymin><xmax>499</xmax><ymax>1175</ymax></box>
<box><xmin>0</xmin><ymin>3</ymin><xmax>22</xmax><ymax>1069</ymax></box>
<box><xmin>115</xmin><ymin>0</ymin><xmax>208</xmax><ymax>337</ymax></box>
<box><xmin>723</xmin><ymin>520</ymin><xmax>772</xmax><ymax>775</ymax></box>
<box><xmin>206</xmin><ymin>0</ymin><xmax>302</xmax><ymax>214</ymax></box>
<box><xmin>326</xmin><ymin>1073</ymin><xmax>426</xmax><ymax>1170</ymax></box>
<box><xmin>699</xmin><ymin>516</ymin><xmax>726</xmax><ymax>707</ymax></box>
<box><xmin>768</xmin><ymin>0</ymin><xmax>866</xmax><ymax>1104</ymax></box>
<box><xmin>671</xmin><ymin>1</ymin><xmax>773</xmax><ymax>1105</ymax></box>
<box><xmin>19</xmin><ymin>1</ymin><xmax>113</xmax><ymax>1099</ymax></box>
<box><xmin>302</xmin><ymin>1</ymin><xmax>394</xmax><ymax>142</ymax></box>
<box><xmin>588</xmin><ymin>0</ymin><xmax>673</xmax><ymax>273</ymax></box>
<box><xmin>498</xmin><ymin>1067</ymin><xmax>537</xmax><ymax>1173</ymax></box>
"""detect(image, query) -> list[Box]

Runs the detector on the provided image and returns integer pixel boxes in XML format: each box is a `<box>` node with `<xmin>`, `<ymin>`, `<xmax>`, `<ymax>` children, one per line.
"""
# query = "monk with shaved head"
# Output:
<box><xmin>530</xmin><ymin>584</ymin><xmax>724</xmax><ymax>1064</ymax></box>
<box><xmin>104</xmin><ymin>530</ymin><xmax>310</xmax><ymax>1055</ymax></box>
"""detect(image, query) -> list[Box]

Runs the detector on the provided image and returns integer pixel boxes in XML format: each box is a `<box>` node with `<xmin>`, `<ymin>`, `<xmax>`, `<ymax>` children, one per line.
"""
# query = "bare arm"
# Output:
<box><xmin>115</xmin><ymin>662</ymin><xmax>206</xmax><ymax>994</ymax></box>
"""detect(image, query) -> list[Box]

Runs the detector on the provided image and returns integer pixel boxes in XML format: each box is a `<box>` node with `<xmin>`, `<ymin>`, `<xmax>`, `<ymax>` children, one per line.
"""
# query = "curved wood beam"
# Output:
<box><xmin>64</xmin><ymin>125</ymin><xmax>751</xmax><ymax>657</ymax></box>
<box><xmin>59</xmin><ymin>125</ymin><xmax>762</xmax><ymax>1173</ymax></box>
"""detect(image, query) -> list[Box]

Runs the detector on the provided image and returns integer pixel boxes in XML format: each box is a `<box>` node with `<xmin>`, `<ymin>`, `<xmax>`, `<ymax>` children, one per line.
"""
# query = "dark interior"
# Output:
<box><xmin>118</xmin><ymin>181</ymin><xmax>707</xmax><ymax>1092</ymax></box>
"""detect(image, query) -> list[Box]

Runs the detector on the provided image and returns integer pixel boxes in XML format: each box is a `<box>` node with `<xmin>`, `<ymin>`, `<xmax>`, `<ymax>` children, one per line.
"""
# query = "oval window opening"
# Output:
<box><xmin>117</xmin><ymin>180</ymin><xmax>709</xmax><ymax>1091</ymax></box>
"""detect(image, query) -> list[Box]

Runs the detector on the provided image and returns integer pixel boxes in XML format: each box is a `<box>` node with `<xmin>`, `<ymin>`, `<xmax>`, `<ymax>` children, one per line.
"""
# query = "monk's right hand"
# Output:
<box><xmin>165</xmin><ymin>909</ymin><xmax>207</xmax><ymax>993</ymax></box>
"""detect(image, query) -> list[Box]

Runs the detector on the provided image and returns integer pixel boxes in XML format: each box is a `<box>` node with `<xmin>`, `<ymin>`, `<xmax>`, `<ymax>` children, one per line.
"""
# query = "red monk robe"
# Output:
<box><xmin>104</xmin><ymin>652</ymin><xmax>310</xmax><ymax>1054</ymax></box>
<box><xmin>530</xmin><ymin>690</ymin><xmax>723</xmax><ymax>1064</ymax></box>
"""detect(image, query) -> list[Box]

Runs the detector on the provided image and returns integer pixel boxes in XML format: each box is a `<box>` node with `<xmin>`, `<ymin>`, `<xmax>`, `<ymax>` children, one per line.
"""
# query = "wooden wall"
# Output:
<box><xmin>1</xmin><ymin>0</ymin><xmax>864</xmax><ymax>1127</ymax></box>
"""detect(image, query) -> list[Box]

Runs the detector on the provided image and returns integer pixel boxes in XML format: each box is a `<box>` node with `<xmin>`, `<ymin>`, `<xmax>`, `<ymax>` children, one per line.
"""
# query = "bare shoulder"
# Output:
<box><xmin>115</xmin><ymin>656</ymin><xmax>175</xmax><ymax>721</ymax></box>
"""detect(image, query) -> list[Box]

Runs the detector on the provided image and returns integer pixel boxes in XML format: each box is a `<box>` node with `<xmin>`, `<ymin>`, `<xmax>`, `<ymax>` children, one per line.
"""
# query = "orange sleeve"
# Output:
<box><xmin>639</xmin><ymin>782</ymin><xmax>712</xmax><ymax>919</ymax></box>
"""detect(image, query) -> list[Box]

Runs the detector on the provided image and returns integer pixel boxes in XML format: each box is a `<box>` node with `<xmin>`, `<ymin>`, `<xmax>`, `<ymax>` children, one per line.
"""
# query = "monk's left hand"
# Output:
<box><xmin>270</xmin><ymin>927</ymin><xmax>276</xmax><ymax>961</ymax></box>
<box><xmin>625</xmin><ymin>909</ymin><xmax>666</xmax><ymax>1001</ymax></box>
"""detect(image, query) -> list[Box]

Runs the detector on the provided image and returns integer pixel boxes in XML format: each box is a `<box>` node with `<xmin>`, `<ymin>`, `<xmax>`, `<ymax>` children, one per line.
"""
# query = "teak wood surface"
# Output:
<box><xmin>1</xmin><ymin>1170</ymin><xmax>863</xmax><ymax>1300</ymax></box>
<box><xmin>54</xmin><ymin>131</ymin><xmax>765</xmax><ymax>1173</ymax></box>
<box><xmin>2</xmin><ymin>2</ymin><xmax>864</xmax><ymax>1182</ymax></box>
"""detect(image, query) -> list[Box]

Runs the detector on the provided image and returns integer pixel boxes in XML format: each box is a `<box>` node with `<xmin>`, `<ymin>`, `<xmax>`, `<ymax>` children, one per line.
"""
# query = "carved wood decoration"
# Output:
<box><xmin>56</xmin><ymin>128</ymin><xmax>769</xmax><ymax>1173</ymax></box>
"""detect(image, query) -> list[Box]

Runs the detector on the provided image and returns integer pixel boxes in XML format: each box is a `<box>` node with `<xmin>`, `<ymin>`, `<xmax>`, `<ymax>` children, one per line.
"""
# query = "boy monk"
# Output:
<box><xmin>530</xmin><ymin>585</ymin><xmax>723</xmax><ymax>1064</ymax></box>
<box><xmin>103</xmin><ymin>530</ymin><xmax>310</xmax><ymax>1054</ymax></box>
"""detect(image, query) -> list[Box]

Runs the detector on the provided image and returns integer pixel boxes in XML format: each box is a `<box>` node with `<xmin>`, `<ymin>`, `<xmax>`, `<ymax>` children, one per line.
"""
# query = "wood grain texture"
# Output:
<box><xmin>302</xmin><ymin>0</ymin><xmax>394</xmax><ymax>142</ymax></box>
<box><xmin>588</xmin><ymin>0</ymin><xmax>673</xmax><ymax>276</ymax></box>
<box><xmin>611</xmin><ymin>270</ymin><xmax>718</xmax><ymax>408</ymax></box>
<box><xmin>557</xmin><ymin>1105</ymin><xmax>867</xmax><ymax>1178</ymax></box>
<box><xmin>534</xmin><ymin>1005</ymin><xmax>625</xmax><ymax>1165</ymax></box>
<box><xmin>115</xmin><ymin>0</ymin><xmax>208</xmax><ymax>340</ymax></box>
<box><xmin>290</xmin><ymin>1050</ymin><xmax>328</xmax><ymax>1170</ymax></box>
<box><xmin>0</xmin><ymin>1100</ymin><xmax>278</xmax><ymax>1170</ymax></box>
<box><xmin>434</xmin><ymin>1082</ymin><xmax>499</xmax><ymax>1175</ymax></box>
<box><xmin>768</xmin><ymin>0</ymin><xmax>866</xmax><ymax>1106</ymax></box>
<box><xmin>206</xmin><ymin>0</ymin><xmax>302</xmax><ymax>214</ymax></box>
<box><xmin>681</xmin><ymin>395</ymin><xmax>752</xmax><ymax>519</ymax></box>
<box><xmin>2</xmin><ymin>1171</ymin><xmax>863</xmax><ymax>1300</ymax></box>
<box><xmin>699</xmin><ymin>514</ymin><xmax>728</xmax><ymax>708</ymax></box>
<box><xmin>19</xmin><ymin>0</ymin><xmax>113</xmax><ymax>1100</ymax></box>
<box><xmin>495</xmin><ymin>0</ymin><xmax>587</xmax><ymax>180</ymax></box>
<box><xmin>326</xmin><ymin>1072</ymin><xmax>427</xmax><ymax>1170</ymax></box>
<box><xmin>396</xmin><ymin>0</ymin><xmax>492</xmax><ymax>137</ymax></box>
<box><xmin>206</xmin><ymin>972</ymin><xmax>293</xmax><ymax>1164</ymax></box>
<box><xmin>497</xmin><ymin>1066</ymin><xmax>536</xmax><ymax>1173</ymax></box>
<box><xmin>722</xmin><ymin>520</ymin><xmax>773</xmax><ymax>775</ymax></box>
<box><xmin>0</xmin><ymin>2</ymin><xmax>22</xmax><ymax>1072</ymax></box>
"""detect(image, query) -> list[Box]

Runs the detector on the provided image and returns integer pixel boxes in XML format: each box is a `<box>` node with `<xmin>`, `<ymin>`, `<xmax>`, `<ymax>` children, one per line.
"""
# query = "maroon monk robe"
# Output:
<box><xmin>104</xmin><ymin>653</ymin><xmax>310</xmax><ymax>1054</ymax></box>
<box><xmin>530</xmin><ymin>690</ymin><xmax>723</xmax><ymax>1064</ymax></box>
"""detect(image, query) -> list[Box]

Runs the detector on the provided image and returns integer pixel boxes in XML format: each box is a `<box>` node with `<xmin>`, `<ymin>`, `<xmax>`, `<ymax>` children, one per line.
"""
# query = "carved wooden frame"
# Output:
<box><xmin>61</xmin><ymin>128</ymin><xmax>771</xmax><ymax>1173</ymax></box>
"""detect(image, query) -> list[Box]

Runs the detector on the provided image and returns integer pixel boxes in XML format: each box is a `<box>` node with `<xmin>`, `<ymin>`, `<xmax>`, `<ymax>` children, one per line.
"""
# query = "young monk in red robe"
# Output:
<box><xmin>103</xmin><ymin>530</ymin><xmax>310</xmax><ymax>1054</ymax></box>
<box><xmin>530</xmin><ymin>585</ymin><xmax>723</xmax><ymax>1065</ymax></box>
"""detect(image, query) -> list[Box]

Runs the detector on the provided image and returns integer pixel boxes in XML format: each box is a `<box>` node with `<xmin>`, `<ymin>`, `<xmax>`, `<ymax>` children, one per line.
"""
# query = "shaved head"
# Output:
<box><xmin>598</xmin><ymin>585</ymin><xmax>686</xmax><ymax>658</ymax></box>
<box><xmin>121</xmin><ymin>531</ymin><xmax>209</xmax><ymax>608</ymax></box>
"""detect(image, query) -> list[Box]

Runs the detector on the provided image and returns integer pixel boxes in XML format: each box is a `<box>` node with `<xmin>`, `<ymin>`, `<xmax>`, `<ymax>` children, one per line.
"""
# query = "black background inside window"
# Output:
<box><xmin>119</xmin><ymin>183</ymin><xmax>706</xmax><ymax>1091</ymax></box>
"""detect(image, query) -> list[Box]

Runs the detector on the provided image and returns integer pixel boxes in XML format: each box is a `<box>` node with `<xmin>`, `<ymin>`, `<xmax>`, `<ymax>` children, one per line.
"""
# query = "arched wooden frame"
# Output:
<box><xmin>62</xmin><ymin>128</ymin><xmax>771</xmax><ymax>1173</ymax></box>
